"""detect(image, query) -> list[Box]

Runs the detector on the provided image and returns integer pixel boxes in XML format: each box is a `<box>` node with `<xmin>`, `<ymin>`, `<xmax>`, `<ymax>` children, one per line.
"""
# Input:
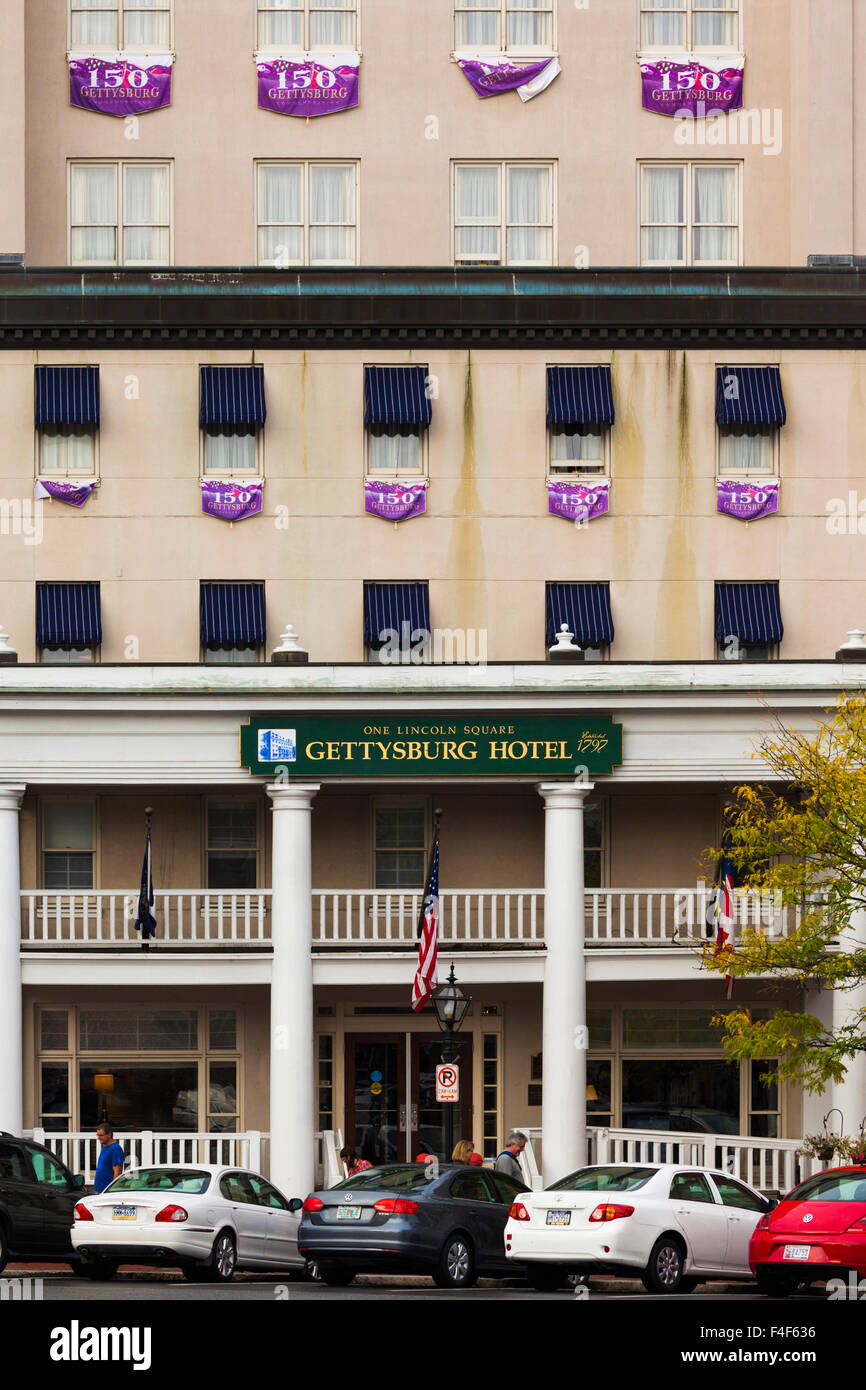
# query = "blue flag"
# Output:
<box><xmin>134</xmin><ymin>830</ymin><xmax>157</xmax><ymax>939</ymax></box>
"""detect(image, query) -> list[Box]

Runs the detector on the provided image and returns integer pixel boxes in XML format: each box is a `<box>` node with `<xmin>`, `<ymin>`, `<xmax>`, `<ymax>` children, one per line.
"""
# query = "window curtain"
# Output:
<box><xmin>642</xmin><ymin>166</ymin><xmax>684</xmax><ymax>263</ymax></box>
<box><xmin>693</xmin><ymin>166</ymin><xmax>736</xmax><ymax>262</ymax></box>
<box><xmin>507</xmin><ymin>0</ymin><xmax>553</xmax><ymax>48</ymax></box>
<box><xmin>39</xmin><ymin>427</ymin><xmax>95</xmax><ymax>477</ymax></box>
<box><xmin>310</xmin><ymin>166</ymin><xmax>354</xmax><ymax>262</ymax></box>
<box><xmin>258</xmin><ymin>0</ymin><xmax>303</xmax><ymax>48</ymax></box>
<box><xmin>70</xmin><ymin>166</ymin><xmax>117</xmax><ymax>264</ymax></box>
<box><xmin>124</xmin><ymin>0</ymin><xmax>171</xmax><ymax>47</ymax></box>
<box><xmin>551</xmin><ymin>426</ymin><xmax>604</xmax><ymax>464</ymax></box>
<box><xmin>123</xmin><ymin>165</ymin><xmax>169</xmax><ymax>264</ymax></box>
<box><xmin>455</xmin><ymin>1</ymin><xmax>499</xmax><ymax>48</ymax></box>
<box><xmin>310</xmin><ymin>0</ymin><xmax>355</xmax><ymax>47</ymax></box>
<box><xmin>507</xmin><ymin>166</ymin><xmax>551</xmax><ymax>264</ymax></box>
<box><xmin>204</xmin><ymin>429</ymin><xmax>258</xmax><ymax>475</ymax></box>
<box><xmin>369</xmin><ymin>433</ymin><xmax>423</xmax><ymax>472</ymax></box>
<box><xmin>640</xmin><ymin>0</ymin><xmax>686</xmax><ymax>46</ymax></box>
<box><xmin>71</xmin><ymin>1</ymin><xmax>118</xmax><ymax>48</ymax></box>
<box><xmin>258</xmin><ymin>165</ymin><xmax>303</xmax><ymax>264</ymax></box>
<box><xmin>455</xmin><ymin>166</ymin><xmax>499</xmax><ymax>261</ymax></box>
<box><xmin>719</xmin><ymin>428</ymin><xmax>771</xmax><ymax>473</ymax></box>
<box><xmin>694</xmin><ymin>0</ymin><xmax>737</xmax><ymax>47</ymax></box>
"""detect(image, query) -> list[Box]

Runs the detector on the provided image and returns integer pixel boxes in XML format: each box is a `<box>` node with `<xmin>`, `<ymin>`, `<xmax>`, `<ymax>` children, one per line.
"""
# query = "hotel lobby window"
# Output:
<box><xmin>206</xmin><ymin>802</ymin><xmax>259</xmax><ymax>890</ymax></box>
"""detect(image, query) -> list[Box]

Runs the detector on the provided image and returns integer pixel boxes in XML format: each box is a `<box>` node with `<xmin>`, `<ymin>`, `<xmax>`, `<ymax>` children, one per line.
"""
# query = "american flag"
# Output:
<box><xmin>411</xmin><ymin>838</ymin><xmax>439</xmax><ymax>1012</ymax></box>
<box><xmin>134</xmin><ymin>820</ymin><xmax>157</xmax><ymax>941</ymax></box>
<box><xmin>712</xmin><ymin>849</ymin><xmax>736</xmax><ymax>999</ymax></box>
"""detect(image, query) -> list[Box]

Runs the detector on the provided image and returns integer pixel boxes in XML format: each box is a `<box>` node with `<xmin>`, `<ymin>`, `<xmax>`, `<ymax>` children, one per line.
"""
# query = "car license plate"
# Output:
<box><xmin>112</xmin><ymin>1205</ymin><xmax>136</xmax><ymax>1221</ymax></box>
<box><xmin>336</xmin><ymin>1206</ymin><xmax>362</xmax><ymax>1220</ymax></box>
<box><xmin>546</xmin><ymin>1210</ymin><xmax>571</xmax><ymax>1226</ymax></box>
<box><xmin>782</xmin><ymin>1245</ymin><xmax>810</xmax><ymax>1261</ymax></box>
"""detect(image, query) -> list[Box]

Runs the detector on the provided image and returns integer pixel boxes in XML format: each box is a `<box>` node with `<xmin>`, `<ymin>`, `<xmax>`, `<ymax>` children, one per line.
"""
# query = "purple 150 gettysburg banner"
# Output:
<box><xmin>34</xmin><ymin>480</ymin><xmax>97</xmax><ymax>508</ymax></box>
<box><xmin>548</xmin><ymin>482</ymin><xmax>610</xmax><ymax>524</ymax></box>
<box><xmin>257</xmin><ymin>59</ymin><xmax>359</xmax><ymax>116</ymax></box>
<box><xmin>69</xmin><ymin>56</ymin><xmax>173</xmax><ymax>116</ymax></box>
<box><xmin>717</xmin><ymin>479</ymin><xmax>779</xmax><ymax>522</ymax></box>
<box><xmin>640</xmin><ymin>58</ymin><xmax>744</xmax><ymax>116</ymax></box>
<box><xmin>365</xmin><ymin>480</ymin><xmax>427</xmax><ymax>523</ymax></box>
<box><xmin>201</xmin><ymin>482</ymin><xmax>263</xmax><ymax>523</ymax></box>
<box><xmin>456</xmin><ymin>56</ymin><xmax>561</xmax><ymax>101</ymax></box>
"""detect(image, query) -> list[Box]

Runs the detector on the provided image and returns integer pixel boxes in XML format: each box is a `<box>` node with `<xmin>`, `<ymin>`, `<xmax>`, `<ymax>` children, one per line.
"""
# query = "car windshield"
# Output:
<box><xmin>107</xmin><ymin>1169</ymin><xmax>211</xmax><ymax>1195</ymax></box>
<box><xmin>786</xmin><ymin>1171</ymin><xmax>866</xmax><ymax>1203</ymax></box>
<box><xmin>332</xmin><ymin>1166</ymin><xmax>433</xmax><ymax>1193</ymax></box>
<box><xmin>548</xmin><ymin>1166</ymin><xmax>657</xmax><ymax>1194</ymax></box>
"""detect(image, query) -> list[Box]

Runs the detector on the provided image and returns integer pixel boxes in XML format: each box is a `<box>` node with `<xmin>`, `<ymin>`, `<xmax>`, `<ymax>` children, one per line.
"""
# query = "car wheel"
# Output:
<box><xmin>641</xmin><ymin>1236</ymin><xmax>687</xmax><ymax>1294</ymax></box>
<box><xmin>527</xmin><ymin>1266</ymin><xmax>566</xmax><ymax>1292</ymax></box>
<box><xmin>433</xmin><ymin>1234</ymin><xmax>476</xmax><ymax>1290</ymax></box>
<box><xmin>317</xmin><ymin>1264</ymin><xmax>356</xmax><ymax>1286</ymax></box>
<box><xmin>69</xmin><ymin>1262</ymin><xmax>89</xmax><ymax>1278</ymax></box>
<box><xmin>82</xmin><ymin>1259</ymin><xmax>119</xmax><ymax>1281</ymax></box>
<box><xmin>678</xmin><ymin>1277</ymin><xmax>699</xmax><ymax>1294</ymax></box>
<box><xmin>0</xmin><ymin>1224</ymin><xmax>8</xmax><ymax>1277</ymax></box>
<box><xmin>209</xmin><ymin>1231</ymin><xmax>237</xmax><ymax>1283</ymax></box>
<box><xmin>756</xmin><ymin>1268</ymin><xmax>796</xmax><ymax>1298</ymax></box>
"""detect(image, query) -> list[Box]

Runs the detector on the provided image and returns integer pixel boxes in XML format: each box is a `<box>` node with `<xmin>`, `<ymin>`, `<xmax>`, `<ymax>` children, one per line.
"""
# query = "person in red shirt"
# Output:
<box><xmin>340</xmin><ymin>1145</ymin><xmax>372</xmax><ymax>1177</ymax></box>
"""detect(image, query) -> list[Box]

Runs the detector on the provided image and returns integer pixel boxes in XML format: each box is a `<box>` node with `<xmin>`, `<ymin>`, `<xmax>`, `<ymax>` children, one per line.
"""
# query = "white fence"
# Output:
<box><xmin>513</xmin><ymin>1126</ymin><xmax>823</xmax><ymax>1193</ymax></box>
<box><xmin>20</xmin><ymin>887</ymin><xmax>800</xmax><ymax>950</ymax></box>
<box><xmin>27</xmin><ymin>1129</ymin><xmax>268</xmax><ymax>1182</ymax></box>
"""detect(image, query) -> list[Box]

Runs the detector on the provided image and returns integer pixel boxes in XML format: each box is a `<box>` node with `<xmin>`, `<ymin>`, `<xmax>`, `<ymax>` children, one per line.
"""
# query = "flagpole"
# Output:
<box><xmin>416</xmin><ymin>807</ymin><xmax>443</xmax><ymax>939</ymax></box>
<box><xmin>141</xmin><ymin>806</ymin><xmax>152</xmax><ymax>952</ymax></box>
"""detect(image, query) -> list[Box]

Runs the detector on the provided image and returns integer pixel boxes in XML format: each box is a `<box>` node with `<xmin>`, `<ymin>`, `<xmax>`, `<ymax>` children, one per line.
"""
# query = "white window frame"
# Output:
<box><xmin>364</xmin><ymin>363</ymin><xmax>430</xmax><ymax>480</ymax></box>
<box><xmin>36</xmin><ymin>424</ymin><xmax>99</xmax><ymax>482</ymax></box>
<box><xmin>68</xmin><ymin>1</ymin><xmax>174</xmax><ymax>53</ymax></box>
<box><xmin>199</xmin><ymin>427</ymin><xmax>264</xmax><ymax>481</ymax></box>
<box><xmin>256</xmin><ymin>0</ymin><xmax>360</xmax><ymax>52</ymax></box>
<box><xmin>546</xmin><ymin>366</ymin><xmax>611</xmax><ymax>481</ymax></box>
<box><xmin>371</xmin><ymin>797</ymin><xmax>431</xmax><ymax>892</ymax></box>
<box><xmin>638</xmin><ymin>161</ymin><xmax>741</xmax><ymax>268</ymax></box>
<box><xmin>40</xmin><ymin>798</ymin><xmax>99</xmax><ymax>891</ymax></box>
<box><xmin>203</xmin><ymin>797</ymin><xmax>262</xmax><ymax>889</ymax></box>
<box><xmin>453</xmin><ymin>0</ymin><xmax>556</xmax><ymax>56</ymax></box>
<box><xmin>638</xmin><ymin>0</ymin><xmax>741</xmax><ymax>52</ymax></box>
<box><xmin>255</xmin><ymin>161</ymin><xmax>360</xmax><ymax>268</ymax></box>
<box><xmin>715</xmin><ymin>423</ymin><xmax>779</xmax><ymax>479</ymax></box>
<box><xmin>452</xmin><ymin>161</ymin><xmax>556</xmax><ymax>268</ymax></box>
<box><xmin>67</xmin><ymin>160</ymin><xmax>173</xmax><ymax>269</ymax></box>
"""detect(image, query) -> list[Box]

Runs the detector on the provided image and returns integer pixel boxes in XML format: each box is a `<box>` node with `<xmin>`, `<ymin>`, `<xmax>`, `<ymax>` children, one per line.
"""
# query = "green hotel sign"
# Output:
<box><xmin>240</xmin><ymin>713</ymin><xmax>622</xmax><ymax>779</ymax></box>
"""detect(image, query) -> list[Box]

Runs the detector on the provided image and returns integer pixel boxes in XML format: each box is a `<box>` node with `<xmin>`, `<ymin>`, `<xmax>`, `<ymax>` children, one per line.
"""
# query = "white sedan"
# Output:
<box><xmin>71</xmin><ymin>1163</ymin><xmax>307</xmax><ymax>1281</ymax></box>
<box><xmin>505</xmin><ymin>1163</ymin><xmax>773</xmax><ymax>1292</ymax></box>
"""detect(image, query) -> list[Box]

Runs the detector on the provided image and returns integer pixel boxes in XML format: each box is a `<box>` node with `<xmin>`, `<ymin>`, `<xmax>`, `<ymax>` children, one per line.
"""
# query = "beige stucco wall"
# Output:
<box><xmin>19</xmin><ymin>0</ymin><xmax>850</xmax><ymax>268</ymax></box>
<box><xmin>1</xmin><ymin>346</ymin><xmax>865</xmax><ymax>663</ymax></box>
<box><xmin>0</xmin><ymin>0</ymin><xmax>26</xmax><ymax>260</ymax></box>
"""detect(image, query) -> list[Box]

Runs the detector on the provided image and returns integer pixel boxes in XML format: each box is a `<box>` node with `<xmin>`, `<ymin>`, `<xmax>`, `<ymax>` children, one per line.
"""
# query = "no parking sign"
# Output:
<box><xmin>435</xmin><ymin>1062</ymin><xmax>459</xmax><ymax>1103</ymax></box>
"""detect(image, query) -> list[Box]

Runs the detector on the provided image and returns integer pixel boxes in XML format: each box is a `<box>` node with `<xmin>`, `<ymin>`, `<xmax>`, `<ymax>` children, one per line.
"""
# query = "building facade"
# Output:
<box><xmin>2</xmin><ymin>0</ymin><xmax>866</xmax><ymax>1198</ymax></box>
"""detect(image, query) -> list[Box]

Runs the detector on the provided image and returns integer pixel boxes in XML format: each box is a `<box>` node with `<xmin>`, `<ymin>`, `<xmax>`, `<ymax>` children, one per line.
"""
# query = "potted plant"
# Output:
<box><xmin>841</xmin><ymin>1134</ymin><xmax>866</xmax><ymax>1166</ymax></box>
<box><xmin>798</xmin><ymin>1132</ymin><xmax>843</xmax><ymax>1162</ymax></box>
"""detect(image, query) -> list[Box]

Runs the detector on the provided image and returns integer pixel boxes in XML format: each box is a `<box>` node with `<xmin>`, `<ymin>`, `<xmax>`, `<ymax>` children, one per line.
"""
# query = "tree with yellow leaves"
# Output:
<box><xmin>706</xmin><ymin>693</ymin><xmax>866</xmax><ymax>1093</ymax></box>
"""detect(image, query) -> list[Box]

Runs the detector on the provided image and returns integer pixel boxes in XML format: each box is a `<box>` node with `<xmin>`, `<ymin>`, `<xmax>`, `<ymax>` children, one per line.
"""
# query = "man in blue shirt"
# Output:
<box><xmin>94</xmin><ymin>1124</ymin><xmax>124</xmax><ymax>1193</ymax></box>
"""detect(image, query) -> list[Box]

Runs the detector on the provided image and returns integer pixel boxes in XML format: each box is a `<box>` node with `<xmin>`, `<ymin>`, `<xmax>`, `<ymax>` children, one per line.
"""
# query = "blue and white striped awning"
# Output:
<box><xmin>546</xmin><ymin>583</ymin><xmax>614</xmax><ymax>648</ymax></box>
<box><xmin>715</xmin><ymin>582</ymin><xmax>783</xmax><ymax>645</ymax></box>
<box><xmin>546</xmin><ymin>367</ymin><xmax>615</xmax><ymax>428</ymax></box>
<box><xmin>200</xmin><ymin>367</ymin><xmax>267</xmax><ymax>427</ymax></box>
<box><xmin>364</xmin><ymin>583</ymin><xmax>430</xmax><ymax>647</ymax></box>
<box><xmin>36</xmin><ymin>583</ymin><xmax>102</xmax><ymax>647</ymax></box>
<box><xmin>35</xmin><ymin>367</ymin><xmax>100</xmax><ymax>426</ymax></box>
<box><xmin>364</xmin><ymin>367</ymin><xmax>433</xmax><ymax>433</ymax></box>
<box><xmin>715</xmin><ymin>367</ymin><xmax>786</xmax><ymax>427</ymax></box>
<box><xmin>200</xmin><ymin>583</ymin><xmax>266</xmax><ymax>647</ymax></box>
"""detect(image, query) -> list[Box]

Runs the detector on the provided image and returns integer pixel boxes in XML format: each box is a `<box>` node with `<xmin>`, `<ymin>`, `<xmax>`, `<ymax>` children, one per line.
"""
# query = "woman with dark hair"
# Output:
<box><xmin>340</xmin><ymin>1145</ymin><xmax>372</xmax><ymax>1177</ymax></box>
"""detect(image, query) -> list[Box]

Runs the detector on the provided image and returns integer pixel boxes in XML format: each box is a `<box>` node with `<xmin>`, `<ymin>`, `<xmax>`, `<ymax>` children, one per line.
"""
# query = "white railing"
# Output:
<box><xmin>27</xmin><ymin>1129</ymin><xmax>268</xmax><ymax>1183</ymax></box>
<box><xmin>20</xmin><ymin>892</ymin><xmax>271</xmax><ymax>948</ymax></box>
<box><xmin>19</xmin><ymin>887</ymin><xmax>800</xmax><ymax>950</ymax></box>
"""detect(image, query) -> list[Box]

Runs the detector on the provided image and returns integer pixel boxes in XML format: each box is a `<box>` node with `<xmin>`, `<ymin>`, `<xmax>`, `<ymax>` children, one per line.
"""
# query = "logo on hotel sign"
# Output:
<box><xmin>257</xmin><ymin>729</ymin><xmax>297</xmax><ymax>762</ymax></box>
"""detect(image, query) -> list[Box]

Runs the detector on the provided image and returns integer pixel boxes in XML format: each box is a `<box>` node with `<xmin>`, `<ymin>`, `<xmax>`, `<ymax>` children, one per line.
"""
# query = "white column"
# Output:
<box><xmin>0</xmin><ymin>786</ymin><xmax>25</xmax><ymax>1135</ymax></box>
<box><xmin>266</xmin><ymin>784</ymin><xmax>319</xmax><ymax>1200</ymax></box>
<box><xmin>538</xmin><ymin>780</ymin><xmax>593</xmax><ymax>1186</ymax></box>
<box><xmin>831</xmin><ymin>902</ymin><xmax>866</xmax><ymax>1136</ymax></box>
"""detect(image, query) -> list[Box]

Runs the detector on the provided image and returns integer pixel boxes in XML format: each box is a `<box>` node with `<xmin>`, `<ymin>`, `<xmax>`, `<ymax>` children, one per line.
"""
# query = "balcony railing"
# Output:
<box><xmin>19</xmin><ymin>887</ymin><xmax>799</xmax><ymax>950</ymax></box>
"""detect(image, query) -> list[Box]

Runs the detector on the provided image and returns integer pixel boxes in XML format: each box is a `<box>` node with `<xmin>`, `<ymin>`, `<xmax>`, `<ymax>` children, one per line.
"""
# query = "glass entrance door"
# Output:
<box><xmin>345</xmin><ymin>1033</ymin><xmax>474</xmax><ymax>1166</ymax></box>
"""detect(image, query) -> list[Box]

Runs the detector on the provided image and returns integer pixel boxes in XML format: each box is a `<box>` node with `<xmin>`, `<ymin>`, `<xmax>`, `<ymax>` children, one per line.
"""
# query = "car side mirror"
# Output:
<box><xmin>72</xmin><ymin>1174</ymin><xmax>85</xmax><ymax>1190</ymax></box>
<box><xmin>288</xmin><ymin>1197</ymin><xmax>303</xmax><ymax>1213</ymax></box>
<box><xmin>764</xmin><ymin>1196</ymin><xmax>778</xmax><ymax>1211</ymax></box>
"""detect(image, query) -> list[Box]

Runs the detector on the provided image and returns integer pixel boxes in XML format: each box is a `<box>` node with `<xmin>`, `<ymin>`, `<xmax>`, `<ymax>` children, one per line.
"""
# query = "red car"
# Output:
<box><xmin>749</xmin><ymin>1166</ymin><xmax>866</xmax><ymax>1295</ymax></box>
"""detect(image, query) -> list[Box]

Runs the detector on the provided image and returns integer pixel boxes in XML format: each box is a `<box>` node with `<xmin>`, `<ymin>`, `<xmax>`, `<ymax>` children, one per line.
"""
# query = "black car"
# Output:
<box><xmin>0</xmin><ymin>1132</ymin><xmax>86</xmax><ymax>1273</ymax></box>
<box><xmin>298</xmin><ymin>1162</ymin><xmax>528</xmax><ymax>1288</ymax></box>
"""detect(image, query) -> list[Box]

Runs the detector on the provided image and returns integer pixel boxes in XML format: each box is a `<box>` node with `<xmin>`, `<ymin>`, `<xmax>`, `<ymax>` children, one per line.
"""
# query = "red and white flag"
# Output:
<box><xmin>411</xmin><ymin>838</ymin><xmax>439</xmax><ymax>1012</ymax></box>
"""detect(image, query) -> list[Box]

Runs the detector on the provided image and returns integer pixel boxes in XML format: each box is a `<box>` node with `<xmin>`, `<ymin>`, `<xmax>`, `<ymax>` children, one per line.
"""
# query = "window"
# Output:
<box><xmin>318</xmin><ymin>1035</ymin><xmax>334</xmax><ymax>1132</ymax></box>
<box><xmin>482</xmin><ymin>1034</ymin><xmax>499</xmax><ymax>1160</ymax></box>
<box><xmin>749</xmin><ymin>1059</ymin><xmax>780</xmax><ymax>1138</ymax></box>
<box><xmin>41</xmin><ymin>1011</ymin><xmax>70</xmax><ymax>1052</ymax></box>
<box><xmin>257</xmin><ymin>0</ymin><xmax>358</xmax><ymax>49</ymax></box>
<box><xmin>0</xmin><ymin>1145</ymin><xmax>30</xmax><ymax>1184</ymax></box>
<box><xmin>26</xmin><ymin>1146</ymin><xmax>71</xmax><ymax>1188</ymax></box>
<box><xmin>80</xmin><ymin>1010</ymin><xmax>198</xmax><ymax>1050</ymax></box>
<box><xmin>640</xmin><ymin>163</ymin><xmax>739</xmax><ymax>266</ymax></box>
<box><xmin>40</xmin><ymin>1064</ymin><xmax>71</xmax><ymax>1133</ymax></box>
<box><xmin>70</xmin><ymin>0</ymin><xmax>172</xmax><ymax>49</ymax></box>
<box><xmin>37</xmin><ymin>582</ymin><xmax>102</xmax><ymax>665</ymax></box>
<box><xmin>209</xmin><ymin>1062</ymin><xmax>238</xmax><ymax>1132</ymax></box>
<box><xmin>257</xmin><ymin>163</ymin><xmax>358</xmax><ymax>267</ymax></box>
<box><xmin>247</xmin><ymin>1174</ymin><xmax>289</xmax><ymax>1209</ymax></box>
<box><xmin>718</xmin><ymin>425</ymin><xmax>776</xmax><ymax>475</ymax></box>
<box><xmin>450</xmin><ymin>1170</ymin><xmax>493</xmax><ymax>1202</ymax></box>
<box><xmin>200</xmin><ymin>581</ymin><xmax>266</xmax><ymax>663</ymax></box>
<box><xmin>207</xmin><ymin>802</ymin><xmax>259</xmax><ymax>890</ymax></box>
<box><xmin>220</xmin><ymin>1172</ymin><xmax>255</xmax><ymax>1203</ymax></box>
<box><xmin>488</xmin><ymin>1171</ymin><xmax>525</xmax><ymax>1204</ymax></box>
<box><xmin>374</xmin><ymin>802</ymin><xmax>427</xmax><ymax>889</ymax></box>
<box><xmin>669</xmin><ymin>1171</ymin><xmax>716</xmax><ymax>1203</ymax></box>
<box><xmin>550</xmin><ymin>425</ymin><xmax>607</xmax><ymax>475</ymax></box>
<box><xmin>715</xmin><ymin>365</ymin><xmax>785</xmax><ymax>476</ymax></box>
<box><xmin>203</xmin><ymin>430</ymin><xmax>258</xmax><ymax>478</ymax></box>
<box><xmin>715</xmin><ymin>582</ymin><xmax>782</xmax><ymax>662</ymax></box>
<box><xmin>39</xmin><ymin>427</ymin><xmax>96</xmax><ymax>478</ymax></box>
<box><xmin>546</xmin><ymin>582</ymin><xmax>614</xmax><ymax>661</ymax></box>
<box><xmin>69</xmin><ymin>162</ymin><xmax>171</xmax><ymax>267</ymax></box>
<box><xmin>453</xmin><ymin>163</ymin><xmax>554</xmax><ymax>266</ymax></box>
<box><xmin>587</xmin><ymin>1059</ymin><xmax>612</xmax><ymax>1128</ymax></box>
<box><xmin>42</xmin><ymin>802</ymin><xmax>95</xmax><ymax>890</ymax></box>
<box><xmin>40</xmin><ymin>646</ymin><xmax>97</xmax><ymax>666</ymax></box>
<box><xmin>712</xmin><ymin>1173</ymin><xmax>766</xmax><ymax>1211</ymax></box>
<box><xmin>454</xmin><ymin>0</ymin><xmax>555</xmax><ymax>52</ymax></box>
<box><xmin>209</xmin><ymin>1011</ymin><xmax>238</xmax><ymax>1051</ymax></box>
<box><xmin>364</xmin><ymin>365</ymin><xmax>432</xmax><ymax>476</ymax></box>
<box><xmin>640</xmin><ymin>0</ymin><xmax>739</xmax><ymax>49</ymax></box>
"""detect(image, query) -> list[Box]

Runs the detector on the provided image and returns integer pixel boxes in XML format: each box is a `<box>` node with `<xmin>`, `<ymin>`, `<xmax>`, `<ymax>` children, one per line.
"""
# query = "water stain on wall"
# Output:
<box><xmin>655</xmin><ymin>352</ymin><xmax>698</xmax><ymax>657</ymax></box>
<box><xmin>446</xmin><ymin>351</ymin><xmax>488</xmax><ymax>635</ymax></box>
